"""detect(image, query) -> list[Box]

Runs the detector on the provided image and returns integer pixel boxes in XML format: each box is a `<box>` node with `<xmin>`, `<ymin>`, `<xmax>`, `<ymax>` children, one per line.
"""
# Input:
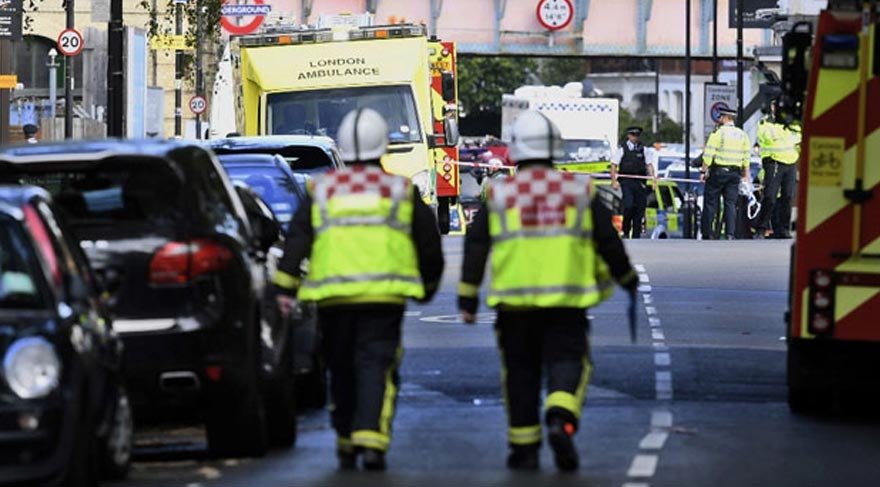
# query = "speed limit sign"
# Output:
<box><xmin>57</xmin><ymin>28</ymin><xmax>84</xmax><ymax>57</ymax></box>
<box><xmin>189</xmin><ymin>95</ymin><xmax>208</xmax><ymax>115</ymax></box>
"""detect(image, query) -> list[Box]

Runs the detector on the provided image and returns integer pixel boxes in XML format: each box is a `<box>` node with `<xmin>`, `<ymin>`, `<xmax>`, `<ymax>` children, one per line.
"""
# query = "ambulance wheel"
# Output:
<box><xmin>788</xmin><ymin>387</ymin><xmax>832</xmax><ymax>415</ymax></box>
<box><xmin>438</xmin><ymin>197</ymin><xmax>450</xmax><ymax>234</ymax></box>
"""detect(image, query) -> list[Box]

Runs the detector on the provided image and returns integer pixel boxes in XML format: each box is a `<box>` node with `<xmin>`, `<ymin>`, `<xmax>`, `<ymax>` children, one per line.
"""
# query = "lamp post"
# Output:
<box><xmin>48</xmin><ymin>48</ymin><xmax>58</xmax><ymax>120</ymax></box>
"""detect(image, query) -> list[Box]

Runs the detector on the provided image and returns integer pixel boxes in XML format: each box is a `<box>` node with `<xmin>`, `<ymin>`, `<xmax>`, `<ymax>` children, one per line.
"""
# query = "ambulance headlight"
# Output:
<box><xmin>2</xmin><ymin>337</ymin><xmax>61</xmax><ymax>399</ymax></box>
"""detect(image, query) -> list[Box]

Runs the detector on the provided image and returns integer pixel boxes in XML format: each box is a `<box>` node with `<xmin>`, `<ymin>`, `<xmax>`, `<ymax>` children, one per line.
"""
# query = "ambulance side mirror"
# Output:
<box><xmin>441</xmin><ymin>72</ymin><xmax>455</xmax><ymax>102</ymax></box>
<box><xmin>444</xmin><ymin>117</ymin><xmax>460</xmax><ymax>147</ymax></box>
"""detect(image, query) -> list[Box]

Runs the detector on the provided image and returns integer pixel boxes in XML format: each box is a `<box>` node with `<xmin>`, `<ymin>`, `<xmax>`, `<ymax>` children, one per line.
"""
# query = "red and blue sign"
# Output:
<box><xmin>221</xmin><ymin>0</ymin><xmax>271</xmax><ymax>36</ymax></box>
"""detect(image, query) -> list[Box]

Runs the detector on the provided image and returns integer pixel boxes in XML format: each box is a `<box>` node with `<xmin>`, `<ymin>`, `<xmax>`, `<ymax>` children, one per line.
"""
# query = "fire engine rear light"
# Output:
<box><xmin>812</xmin><ymin>270</ymin><xmax>833</xmax><ymax>288</ymax></box>
<box><xmin>813</xmin><ymin>291</ymin><xmax>831</xmax><ymax>309</ymax></box>
<box><xmin>811</xmin><ymin>315</ymin><xmax>831</xmax><ymax>333</ymax></box>
<box><xmin>149</xmin><ymin>239</ymin><xmax>233</xmax><ymax>286</ymax></box>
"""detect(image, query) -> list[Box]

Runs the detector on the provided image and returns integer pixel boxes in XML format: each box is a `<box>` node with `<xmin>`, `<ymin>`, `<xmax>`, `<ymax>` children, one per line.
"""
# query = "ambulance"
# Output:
<box><xmin>783</xmin><ymin>0</ymin><xmax>879</xmax><ymax>411</ymax></box>
<box><xmin>210</xmin><ymin>14</ymin><xmax>461</xmax><ymax>232</ymax></box>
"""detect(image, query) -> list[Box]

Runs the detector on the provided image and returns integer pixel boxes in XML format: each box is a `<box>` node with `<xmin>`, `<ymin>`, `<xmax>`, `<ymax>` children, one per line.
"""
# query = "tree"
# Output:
<box><xmin>536</xmin><ymin>57</ymin><xmax>587</xmax><ymax>87</ymax></box>
<box><xmin>618</xmin><ymin>108</ymin><xmax>683</xmax><ymax>146</ymax></box>
<box><xmin>458</xmin><ymin>56</ymin><xmax>537</xmax><ymax>136</ymax></box>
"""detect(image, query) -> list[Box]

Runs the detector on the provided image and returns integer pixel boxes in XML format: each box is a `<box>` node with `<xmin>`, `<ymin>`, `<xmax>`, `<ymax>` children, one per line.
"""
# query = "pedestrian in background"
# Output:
<box><xmin>22</xmin><ymin>124</ymin><xmax>38</xmax><ymax>144</ymax></box>
<box><xmin>611</xmin><ymin>126</ymin><xmax>656</xmax><ymax>239</ymax></box>
<box><xmin>458</xmin><ymin>110</ymin><xmax>638</xmax><ymax>472</ymax></box>
<box><xmin>273</xmin><ymin>108</ymin><xmax>444</xmax><ymax>471</ymax></box>
<box><xmin>753</xmin><ymin>101</ymin><xmax>800</xmax><ymax>239</ymax></box>
<box><xmin>700</xmin><ymin>108</ymin><xmax>751</xmax><ymax>240</ymax></box>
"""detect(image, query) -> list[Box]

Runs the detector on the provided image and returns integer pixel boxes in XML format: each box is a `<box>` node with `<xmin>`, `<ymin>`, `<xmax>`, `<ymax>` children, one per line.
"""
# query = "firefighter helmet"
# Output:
<box><xmin>508</xmin><ymin>110</ymin><xmax>565</xmax><ymax>163</ymax></box>
<box><xmin>337</xmin><ymin>108</ymin><xmax>388</xmax><ymax>162</ymax></box>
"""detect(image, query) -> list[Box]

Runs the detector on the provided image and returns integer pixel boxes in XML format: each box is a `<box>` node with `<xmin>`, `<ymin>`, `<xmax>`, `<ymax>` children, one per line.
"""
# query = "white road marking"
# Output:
<box><xmin>648</xmin><ymin>317</ymin><xmax>661</xmax><ymax>328</ymax></box>
<box><xmin>652</xmin><ymin>342</ymin><xmax>669</xmax><ymax>351</ymax></box>
<box><xmin>639</xmin><ymin>431</ymin><xmax>670</xmax><ymax>450</ymax></box>
<box><xmin>639</xmin><ymin>273</ymin><xmax>650</xmax><ymax>283</ymax></box>
<box><xmin>654</xmin><ymin>353</ymin><xmax>671</xmax><ymax>366</ymax></box>
<box><xmin>655</xmin><ymin>371</ymin><xmax>672</xmax><ymax>383</ymax></box>
<box><xmin>634</xmin><ymin>264</ymin><xmax>646</xmax><ymax>273</ymax></box>
<box><xmin>651</xmin><ymin>329</ymin><xmax>665</xmax><ymax>341</ymax></box>
<box><xmin>623</xmin><ymin>484</ymin><xmax>651</xmax><ymax>487</ymax></box>
<box><xmin>656</xmin><ymin>390</ymin><xmax>673</xmax><ymax>401</ymax></box>
<box><xmin>645</xmin><ymin>306</ymin><xmax>657</xmax><ymax>315</ymax></box>
<box><xmin>197</xmin><ymin>467</ymin><xmax>222</xmax><ymax>480</ymax></box>
<box><xmin>405</xmin><ymin>311</ymin><xmax>423</xmax><ymax>317</ymax></box>
<box><xmin>638</xmin><ymin>284</ymin><xmax>652</xmax><ymax>293</ymax></box>
<box><xmin>642</xmin><ymin>294</ymin><xmax>653</xmax><ymax>304</ymax></box>
<box><xmin>627</xmin><ymin>454</ymin><xmax>659</xmax><ymax>478</ymax></box>
<box><xmin>651</xmin><ymin>411</ymin><xmax>673</xmax><ymax>428</ymax></box>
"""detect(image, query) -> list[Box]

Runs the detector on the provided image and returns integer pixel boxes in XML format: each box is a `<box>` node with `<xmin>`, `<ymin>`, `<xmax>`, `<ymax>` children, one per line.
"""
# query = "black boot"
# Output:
<box><xmin>547</xmin><ymin>417</ymin><xmax>579</xmax><ymax>472</ymax></box>
<box><xmin>506</xmin><ymin>445</ymin><xmax>539</xmax><ymax>471</ymax></box>
<box><xmin>337</xmin><ymin>450</ymin><xmax>357</xmax><ymax>471</ymax></box>
<box><xmin>361</xmin><ymin>448</ymin><xmax>386</xmax><ymax>471</ymax></box>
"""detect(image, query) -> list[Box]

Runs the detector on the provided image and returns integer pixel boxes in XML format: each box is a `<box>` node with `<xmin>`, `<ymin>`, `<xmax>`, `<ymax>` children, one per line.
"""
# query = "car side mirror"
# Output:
<box><xmin>444</xmin><ymin>116</ymin><xmax>460</xmax><ymax>147</ymax></box>
<box><xmin>235</xmin><ymin>185</ymin><xmax>281</xmax><ymax>254</ymax></box>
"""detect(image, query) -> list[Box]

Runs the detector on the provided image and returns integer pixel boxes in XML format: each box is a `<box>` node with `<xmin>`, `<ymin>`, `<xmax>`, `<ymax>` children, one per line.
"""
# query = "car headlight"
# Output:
<box><xmin>3</xmin><ymin>337</ymin><xmax>61</xmax><ymax>399</ymax></box>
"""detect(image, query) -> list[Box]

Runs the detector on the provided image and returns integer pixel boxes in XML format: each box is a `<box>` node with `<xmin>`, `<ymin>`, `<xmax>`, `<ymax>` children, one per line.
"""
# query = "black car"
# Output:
<box><xmin>0</xmin><ymin>140</ymin><xmax>296</xmax><ymax>458</ymax></box>
<box><xmin>0</xmin><ymin>186</ymin><xmax>132</xmax><ymax>485</ymax></box>
<box><xmin>207</xmin><ymin>135</ymin><xmax>345</xmax><ymax>175</ymax></box>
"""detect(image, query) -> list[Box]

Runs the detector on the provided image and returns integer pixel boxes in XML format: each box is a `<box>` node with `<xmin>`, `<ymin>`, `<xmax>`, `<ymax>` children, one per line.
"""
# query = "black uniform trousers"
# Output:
<box><xmin>495</xmin><ymin>308</ymin><xmax>592</xmax><ymax>449</ymax></box>
<box><xmin>620</xmin><ymin>178</ymin><xmax>647</xmax><ymax>239</ymax></box>
<box><xmin>701</xmin><ymin>166</ymin><xmax>741</xmax><ymax>239</ymax></box>
<box><xmin>755</xmin><ymin>157</ymin><xmax>797</xmax><ymax>237</ymax></box>
<box><xmin>318</xmin><ymin>305</ymin><xmax>404</xmax><ymax>453</ymax></box>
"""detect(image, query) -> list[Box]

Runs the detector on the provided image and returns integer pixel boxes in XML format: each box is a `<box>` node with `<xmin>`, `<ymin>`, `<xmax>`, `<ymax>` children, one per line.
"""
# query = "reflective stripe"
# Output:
<box><xmin>493</xmin><ymin>228</ymin><xmax>594</xmax><ymax>244</ymax></box>
<box><xmin>352</xmin><ymin>430</ymin><xmax>390</xmax><ymax>452</ymax></box>
<box><xmin>272</xmin><ymin>270</ymin><xmax>300</xmax><ymax>290</ymax></box>
<box><xmin>319</xmin><ymin>215</ymin><xmax>409</xmax><ymax>231</ymax></box>
<box><xmin>508</xmin><ymin>424</ymin><xmax>542</xmax><ymax>445</ymax></box>
<box><xmin>545</xmin><ymin>391</ymin><xmax>580</xmax><ymax>418</ymax></box>
<box><xmin>458</xmin><ymin>282</ymin><xmax>480</xmax><ymax>298</ymax></box>
<box><xmin>301</xmin><ymin>273</ymin><xmax>421</xmax><ymax>289</ymax></box>
<box><xmin>490</xmin><ymin>285</ymin><xmax>600</xmax><ymax>298</ymax></box>
<box><xmin>379</xmin><ymin>347</ymin><xmax>403</xmax><ymax>436</ymax></box>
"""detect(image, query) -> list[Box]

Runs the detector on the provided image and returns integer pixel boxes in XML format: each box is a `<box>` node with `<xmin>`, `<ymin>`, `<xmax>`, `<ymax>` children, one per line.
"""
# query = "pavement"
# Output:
<box><xmin>116</xmin><ymin>238</ymin><xmax>880</xmax><ymax>487</ymax></box>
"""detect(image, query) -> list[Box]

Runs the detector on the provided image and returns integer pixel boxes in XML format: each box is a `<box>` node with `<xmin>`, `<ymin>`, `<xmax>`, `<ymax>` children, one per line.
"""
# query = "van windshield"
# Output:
<box><xmin>268</xmin><ymin>85</ymin><xmax>422</xmax><ymax>144</ymax></box>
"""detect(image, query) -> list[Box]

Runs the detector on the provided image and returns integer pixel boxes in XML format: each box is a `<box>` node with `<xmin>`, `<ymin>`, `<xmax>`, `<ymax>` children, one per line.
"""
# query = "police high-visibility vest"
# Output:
<box><xmin>486</xmin><ymin>167</ymin><xmax>603</xmax><ymax>308</ymax></box>
<box><xmin>298</xmin><ymin>165</ymin><xmax>424</xmax><ymax>303</ymax></box>
<box><xmin>704</xmin><ymin>124</ymin><xmax>751</xmax><ymax>168</ymax></box>
<box><xmin>757</xmin><ymin>119</ymin><xmax>799</xmax><ymax>164</ymax></box>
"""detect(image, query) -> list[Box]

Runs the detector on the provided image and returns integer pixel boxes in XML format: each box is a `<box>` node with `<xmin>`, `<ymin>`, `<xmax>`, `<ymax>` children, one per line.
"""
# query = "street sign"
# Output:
<box><xmin>729</xmin><ymin>0</ymin><xmax>778</xmax><ymax>29</ymax></box>
<box><xmin>149</xmin><ymin>35</ymin><xmax>191</xmax><ymax>50</ymax></box>
<box><xmin>536</xmin><ymin>0</ymin><xmax>573</xmax><ymax>32</ymax></box>
<box><xmin>189</xmin><ymin>95</ymin><xmax>208</xmax><ymax>115</ymax></box>
<box><xmin>0</xmin><ymin>74</ymin><xmax>17</xmax><ymax>89</ymax></box>
<box><xmin>57</xmin><ymin>28</ymin><xmax>85</xmax><ymax>57</ymax></box>
<box><xmin>703</xmin><ymin>83</ymin><xmax>737</xmax><ymax>141</ymax></box>
<box><xmin>0</xmin><ymin>0</ymin><xmax>23</xmax><ymax>41</ymax></box>
<box><xmin>220</xmin><ymin>0</ymin><xmax>271</xmax><ymax>36</ymax></box>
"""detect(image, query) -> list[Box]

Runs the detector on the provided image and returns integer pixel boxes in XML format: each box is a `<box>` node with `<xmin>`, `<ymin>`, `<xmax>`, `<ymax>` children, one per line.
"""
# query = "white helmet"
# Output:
<box><xmin>508</xmin><ymin>110</ymin><xmax>565</xmax><ymax>163</ymax></box>
<box><xmin>337</xmin><ymin>108</ymin><xmax>388</xmax><ymax>162</ymax></box>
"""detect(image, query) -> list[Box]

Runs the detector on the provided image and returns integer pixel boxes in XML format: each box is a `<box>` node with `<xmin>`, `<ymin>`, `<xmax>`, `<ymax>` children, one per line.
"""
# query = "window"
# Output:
<box><xmin>13</xmin><ymin>35</ymin><xmax>83</xmax><ymax>92</ymax></box>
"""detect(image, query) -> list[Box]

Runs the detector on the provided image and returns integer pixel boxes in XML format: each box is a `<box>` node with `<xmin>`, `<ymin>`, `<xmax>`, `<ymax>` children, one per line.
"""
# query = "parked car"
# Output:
<box><xmin>207</xmin><ymin>135</ymin><xmax>345</xmax><ymax>175</ymax></box>
<box><xmin>0</xmin><ymin>186</ymin><xmax>132</xmax><ymax>485</ymax></box>
<box><xmin>0</xmin><ymin>140</ymin><xmax>296</xmax><ymax>458</ymax></box>
<box><xmin>216</xmin><ymin>153</ymin><xmax>326</xmax><ymax>409</ymax></box>
<box><xmin>592</xmin><ymin>179</ymin><xmax>688</xmax><ymax>239</ymax></box>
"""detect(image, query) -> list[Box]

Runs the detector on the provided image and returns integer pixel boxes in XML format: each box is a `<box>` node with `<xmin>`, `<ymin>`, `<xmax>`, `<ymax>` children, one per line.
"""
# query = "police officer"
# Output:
<box><xmin>273</xmin><ymin>108</ymin><xmax>444</xmax><ymax>471</ymax></box>
<box><xmin>458</xmin><ymin>111</ymin><xmax>638</xmax><ymax>472</ymax></box>
<box><xmin>612</xmin><ymin>126</ymin><xmax>656</xmax><ymax>238</ymax></box>
<box><xmin>700</xmin><ymin>108</ymin><xmax>752</xmax><ymax>240</ymax></box>
<box><xmin>754</xmin><ymin>104</ymin><xmax>800</xmax><ymax>239</ymax></box>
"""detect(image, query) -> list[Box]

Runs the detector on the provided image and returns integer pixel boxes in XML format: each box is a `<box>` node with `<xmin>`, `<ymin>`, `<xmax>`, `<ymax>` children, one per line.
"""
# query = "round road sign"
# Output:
<box><xmin>536</xmin><ymin>0</ymin><xmax>574</xmax><ymax>31</ymax></box>
<box><xmin>220</xmin><ymin>0</ymin><xmax>271</xmax><ymax>36</ymax></box>
<box><xmin>710</xmin><ymin>101</ymin><xmax>732</xmax><ymax>123</ymax></box>
<box><xmin>189</xmin><ymin>95</ymin><xmax>208</xmax><ymax>115</ymax></box>
<box><xmin>57</xmin><ymin>28</ymin><xmax>84</xmax><ymax>57</ymax></box>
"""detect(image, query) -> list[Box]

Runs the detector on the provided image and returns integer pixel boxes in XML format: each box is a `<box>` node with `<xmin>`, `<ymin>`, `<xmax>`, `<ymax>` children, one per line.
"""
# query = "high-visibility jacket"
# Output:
<box><xmin>485</xmin><ymin>167</ymin><xmax>602</xmax><ymax>308</ymax></box>
<box><xmin>297</xmin><ymin>165</ymin><xmax>424</xmax><ymax>303</ymax></box>
<box><xmin>757</xmin><ymin>119</ymin><xmax>800</xmax><ymax>164</ymax></box>
<box><xmin>704</xmin><ymin>123</ymin><xmax>751</xmax><ymax>169</ymax></box>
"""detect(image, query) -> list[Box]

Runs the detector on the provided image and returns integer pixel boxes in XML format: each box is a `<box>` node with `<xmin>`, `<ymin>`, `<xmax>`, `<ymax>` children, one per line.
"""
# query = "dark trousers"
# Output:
<box><xmin>755</xmin><ymin>158</ymin><xmax>797</xmax><ymax>236</ymax></box>
<box><xmin>701</xmin><ymin>167</ymin><xmax>741</xmax><ymax>239</ymax></box>
<box><xmin>318</xmin><ymin>305</ymin><xmax>404</xmax><ymax>453</ymax></box>
<box><xmin>621</xmin><ymin>179</ymin><xmax>647</xmax><ymax>239</ymax></box>
<box><xmin>495</xmin><ymin>308</ymin><xmax>592</xmax><ymax>449</ymax></box>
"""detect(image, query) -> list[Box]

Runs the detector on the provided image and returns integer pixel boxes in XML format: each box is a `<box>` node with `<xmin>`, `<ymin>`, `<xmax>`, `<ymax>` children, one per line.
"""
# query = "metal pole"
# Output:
<box><xmin>685</xmin><ymin>0</ymin><xmax>693</xmax><ymax>238</ymax></box>
<box><xmin>65</xmin><ymin>0</ymin><xmax>75</xmax><ymax>139</ymax></box>
<box><xmin>195</xmin><ymin>0</ymin><xmax>203</xmax><ymax>139</ymax></box>
<box><xmin>0</xmin><ymin>40</ymin><xmax>11</xmax><ymax>145</ymax></box>
<box><xmin>654</xmin><ymin>58</ymin><xmax>660</xmax><ymax>134</ymax></box>
<box><xmin>736</xmin><ymin>0</ymin><xmax>744</xmax><ymax>125</ymax></box>
<box><xmin>48</xmin><ymin>49</ymin><xmax>58</xmax><ymax>119</ymax></box>
<box><xmin>712</xmin><ymin>0</ymin><xmax>718</xmax><ymax>82</ymax></box>
<box><xmin>107</xmin><ymin>0</ymin><xmax>124</xmax><ymax>137</ymax></box>
<box><xmin>174</xmin><ymin>0</ymin><xmax>184</xmax><ymax>137</ymax></box>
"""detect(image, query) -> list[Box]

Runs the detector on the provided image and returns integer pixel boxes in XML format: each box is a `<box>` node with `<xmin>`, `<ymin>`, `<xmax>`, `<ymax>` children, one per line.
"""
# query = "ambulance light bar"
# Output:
<box><xmin>237</xmin><ymin>24</ymin><xmax>426</xmax><ymax>47</ymax></box>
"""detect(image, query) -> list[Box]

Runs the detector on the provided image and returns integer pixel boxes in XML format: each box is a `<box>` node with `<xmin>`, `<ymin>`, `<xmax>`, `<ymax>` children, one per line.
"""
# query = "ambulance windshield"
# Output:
<box><xmin>268</xmin><ymin>85</ymin><xmax>422</xmax><ymax>144</ymax></box>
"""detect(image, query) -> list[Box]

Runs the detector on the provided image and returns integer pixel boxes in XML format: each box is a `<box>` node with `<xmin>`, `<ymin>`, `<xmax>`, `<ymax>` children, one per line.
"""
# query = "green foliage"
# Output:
<box><xmin>139</xmin><ymin>0</ymin><xmax>224</xmax><ymax>83</ymax></box>
<box><xmin>618</xmin><ymin>109</ymin><xmax>683</xmax><ymax>146</ymax></box>
<box><xmin>458</xmin><ymin>56</ymin><xmax>537</xmax><ymax>116</ymax></box>
<box><xmin>536</xmin><ymin>57</ymin><xmax>587</xmax><ymax>87</ymax></box>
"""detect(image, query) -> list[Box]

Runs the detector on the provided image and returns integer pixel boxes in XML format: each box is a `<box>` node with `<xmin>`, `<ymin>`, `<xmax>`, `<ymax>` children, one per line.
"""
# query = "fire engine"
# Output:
<box><xmin>210</xmin><ymin>13</ymin><xmax>461</xmax><ymax>232</ymax></box>
<box><xmin>783</xmin><ymin>0</ymin><xmax>879</xmax><ymax>411</ymax></box>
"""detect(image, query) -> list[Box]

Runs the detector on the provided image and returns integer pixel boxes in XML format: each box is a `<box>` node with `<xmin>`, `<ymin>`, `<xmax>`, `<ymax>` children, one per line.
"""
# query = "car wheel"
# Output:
<box><xmin>98</xmin><ymin>386</ymin><xmax>133</xmax><ymax>480</ymax></box>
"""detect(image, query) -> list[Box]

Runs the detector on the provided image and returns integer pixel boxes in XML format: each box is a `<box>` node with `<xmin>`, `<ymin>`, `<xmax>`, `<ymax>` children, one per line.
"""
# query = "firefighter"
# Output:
<box><xmin>753</xmin><ymin>102</ymin><xmax>800</xmax><ymax>239</ymax></box>
<box><xmin>273</xmin><ymin>108</ymin><xmax>444</xmax><ymax>471</ymax></box>
<box><xmin>700</xmin><ymin>108</ymin><xmax>752</xmax><ymax>240</ymax></box>
<box><xmin>457</xmin><ymin>110</ymin><xmax>638</xmax><ymax>472</ymax></box>
<box><xmin>611</xmin><ymin>126</ymin><xmax>656</xmax><ymax>239</ymax></box>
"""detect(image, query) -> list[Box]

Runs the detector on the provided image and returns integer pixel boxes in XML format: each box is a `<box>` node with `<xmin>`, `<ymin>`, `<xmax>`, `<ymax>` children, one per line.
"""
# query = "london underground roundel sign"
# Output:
<box><xmin>536</xmin><ymin>0</ymin><xmax>574</xmax><ymax>31</ymax></box>
<box><xmin>220</xmin><ymin>0</ymin><xmax>272</xmax><ymax>36</ymax></box>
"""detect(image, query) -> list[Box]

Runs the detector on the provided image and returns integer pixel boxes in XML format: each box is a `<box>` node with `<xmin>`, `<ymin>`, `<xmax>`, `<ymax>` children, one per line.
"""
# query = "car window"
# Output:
<box><xmin>213</xmin><ymin>146</ymin><xmax>336</xmax><ymax>174</ymax></box>
<box><xmin>0</xmin><ymin>215</ymin><xmax>48</xmax><ymax>309</ymax></box>
<box><xmin>16</xmin><ymin>160</ymin><xmax>187</xmax><ymax>241</ymax></box>
<box><xmin>225</xmin><ymin>165</ymin><xmax>306</xmax><ymax>227</ymax></box>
